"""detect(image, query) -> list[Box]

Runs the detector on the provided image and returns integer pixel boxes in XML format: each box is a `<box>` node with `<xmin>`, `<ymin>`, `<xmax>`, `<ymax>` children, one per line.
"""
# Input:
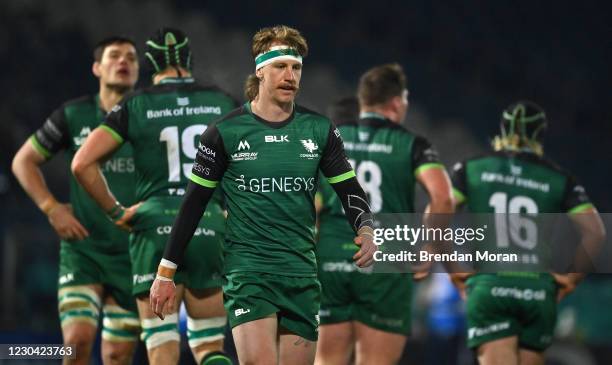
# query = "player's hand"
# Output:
<box><xmin>47</xmin><ymin>203</ymin><xmax>89</xmax><ymax>241</ymax></box>
<box><xmin>115</xmin><ymin>202</ymin><xmax>143</xmax><ymax>231</ymax></box>
<box><xmin>552</xmin><ymin>273</ymin><xmax>584</xmax><ymax>302</ymax></box>
<box><xmin>449</xmin><ymin>272</ymin><xmax>472</xmax><ymax>300</ymax></box>
<box><xmin>149</xmin><ymin>277</ymin><xmax>176</xmax><ymax>320</ymax></box>
<box><xmin>353</xmin><ymin>230</ymin><xmax>377</xmax><ymax>268</ymax></box>
<box><xmin>412</xmin><ymin>261</ymin><xmax>432</xmax><ymax>281</ymax></box>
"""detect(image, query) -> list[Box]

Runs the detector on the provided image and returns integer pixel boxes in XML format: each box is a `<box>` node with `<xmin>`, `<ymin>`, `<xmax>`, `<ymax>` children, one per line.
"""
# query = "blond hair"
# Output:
<box><xmin>244</xmin><ymin>25</ymin><xmax>308</xmax><ymax>101</ymax></box>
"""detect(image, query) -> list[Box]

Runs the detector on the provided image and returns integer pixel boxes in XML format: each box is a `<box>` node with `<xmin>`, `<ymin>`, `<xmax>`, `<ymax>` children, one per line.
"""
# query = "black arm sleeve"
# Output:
<box><xmin>102</xmin><ymin>101</ymin><xmax>130</xmax><ymax>140</ymax></box>
<box><xmin>162</xmin><ymin>124</ymin><xmax>228</xmax><ymax>265</ymax></box>
<box><xmin>162</xmin><ymin>182</ymin><xmax>215</xmax><ymax>265</ymax></box>
<box><xmin>450</xmin><ymin>161</ymin><xmax>467</xmax><ymax>200</ymax></box>
<box><xmin>191</xmin><ymin>124</ymin><xmax>228</xmax><ymax>183</ymax></box>
<box><xmin>32</xmin><ymin>107</ymin><xmax>70</xmax><ymax>156</ymax></box>
<box><xmin>561</xmin><ymin>175</ymin><xmax>592</xmax><ymax>212</ymax></box>
<box><xmin>319</xmin><ymin>124</ymin><xmax>353</xmax><ymax>178</ymax></box>
<box><xmin>412</xmin><ymin>136</ymin><xmax>441</xmax><ymax>168</ymax></box>
<box><xmin>330</xmin><ymin>176</ymin><xmax>374</xmax><ymax>233</ymax></box>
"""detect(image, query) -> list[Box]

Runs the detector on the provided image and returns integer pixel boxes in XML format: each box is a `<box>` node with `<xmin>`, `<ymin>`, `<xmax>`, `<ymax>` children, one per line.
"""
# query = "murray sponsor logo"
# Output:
<box><xmin>235</xmin><ymin>175</ymin><xmax>315</xmax><ymax>193</ymax></box>
<box><xmin>232</xmin><ymin>140</ymin><xmax>258</xmax><ymax>161</ymax></box>
<box><xmin>238</xmin><ymin>140</ymin><xmax>250</xmax><ymax>150</ymax></box>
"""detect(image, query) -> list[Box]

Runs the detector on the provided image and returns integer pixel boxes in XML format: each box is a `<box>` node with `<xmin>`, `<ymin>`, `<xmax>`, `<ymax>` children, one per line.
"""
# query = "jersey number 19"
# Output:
<box><xmin>160</xmin><ymin>125</ymin><xmax>207</xmax><ymax>182</ymax></box>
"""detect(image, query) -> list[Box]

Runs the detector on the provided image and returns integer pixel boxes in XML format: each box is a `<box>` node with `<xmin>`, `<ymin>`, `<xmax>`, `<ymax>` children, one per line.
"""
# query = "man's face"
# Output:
<box><xmin>258</xmin><ymin>58</ymin><xmax>302</xmax><ymax>104</ymax></box>
<box><xmin>93</xmin><ymin>42</ymin><xmax>139</xmax><ymax>89</ymax></box>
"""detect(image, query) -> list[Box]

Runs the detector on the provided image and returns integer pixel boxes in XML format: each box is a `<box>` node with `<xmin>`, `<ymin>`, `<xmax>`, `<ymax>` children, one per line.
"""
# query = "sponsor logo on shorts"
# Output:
<box><xmin>490</xmin><ymin>287</ymin><xmax>546</xmax><ymax>301</ymax></box>
<box><xmin>321</xmin><ymin>261</ymin><xmax>373</xmax><ymax>274</ymax></box>
<box><xmin>156</xmin><ymin>226</ymin><xmax>216</xmax><ymax>236</ymax></box>
<box><xmin>234</xmin><ymin>308</ymin><xmax>250</xmax><ymax>317</ymax></box>
<box><xmin>133</xmin><ymin>273</ymin><xmax>156</xmax><ymax>285</ymax></box>
<box><xmin>468</xmin><ymin>321</ymin><xmax>511</xmax><ymax>339</ymax></box>
<box><xmin>370</xmin><ymin>314</ymin><xmax>404</xmax><ymax>328</ymax></box>
<box><xmin>59</xmin><ymin>273</ymin><xmax>74</xmax><ymax>285</ymax></box>
<box><xmin>318</xmin><ymin>309</ymin><xmax>331</xmax><ymax>317</ymax></box>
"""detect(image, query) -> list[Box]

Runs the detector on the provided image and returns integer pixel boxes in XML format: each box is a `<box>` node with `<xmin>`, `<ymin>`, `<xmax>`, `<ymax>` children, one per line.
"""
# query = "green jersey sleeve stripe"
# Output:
<box><xmin>327</xmin><ymin>170</ymin><xmax>356</xmax><ymax>184</ymax></box>
<box><xmin>568</xmin><ymin>203</ymin><xmax>594</xmax><ymax>214</ymax></box>
<box><xmin>190</xmin><ymin>173</ymin><xmax>219</xmax><ymax>188</ymax></box>
<box><xmin>414</xmin><ymin>162</ymin><xmax>445</xmax><ymax>176</ymax></box>
<box><xmin>453</xmin><ymin>188</ymin><xmax>467</xmax><ymax>204</ymax></box>
<box><xmin>99</xmin><ymin>125</ymin><xmax>124</xmax><ymax>144</ymax></box>
<box><xmin>29</xmin><ymin>135</ymin><xmax>51</xmax><ymax>159</ymax></box>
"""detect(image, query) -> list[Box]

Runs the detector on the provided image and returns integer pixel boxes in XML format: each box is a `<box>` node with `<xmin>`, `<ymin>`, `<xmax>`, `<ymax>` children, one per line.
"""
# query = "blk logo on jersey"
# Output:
<box><xmin>265</xmin><ymin>135</ymin><xmax>289</xmax><ymax>143</ymax></box>
<box><xmin>235</xmin><ymin>308</ymin><xmax>251</xmax><ymax>317</ymax></box>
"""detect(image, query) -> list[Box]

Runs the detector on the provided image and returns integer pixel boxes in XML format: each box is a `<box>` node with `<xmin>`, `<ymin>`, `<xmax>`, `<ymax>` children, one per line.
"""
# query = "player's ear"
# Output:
<box><xmin>256</xmin><ymin>67</ymin><xmax>264</xmax><ymax>80</ymax></box>
<box><xmin>390</xmin><ymin>95</ymin><xmax>402</xmax><ymax>112</ymax></box>
<box><xmin>92</xmin><ymin>62</ymin><xmax>101</xmax><ymax>78</ymax></box>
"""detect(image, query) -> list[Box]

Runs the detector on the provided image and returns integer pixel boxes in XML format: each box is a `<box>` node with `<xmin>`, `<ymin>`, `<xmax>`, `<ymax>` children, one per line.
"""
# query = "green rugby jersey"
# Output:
<box><xmin>189</xmin><ymin>103</ymin><xmax>356</xmax><ymax>276</ymax></box>
<box><xmin>317</xmin><ymin>114</ymin><xmax>443</xmax><ymax>259</ymax></box>
<box><xmin>102</xmin><ymin>78</ymin><xmax>237</xmax><ymax>229</ymax></box>
<box><xmin>451</xmin><ymin>150</ymin><xmax>594</xmax><ymax>276</ymax></box>
<box><xmin>31</xmin><ymin>95</ymin><xmax>135</xmax><ymax>252</ymax></box>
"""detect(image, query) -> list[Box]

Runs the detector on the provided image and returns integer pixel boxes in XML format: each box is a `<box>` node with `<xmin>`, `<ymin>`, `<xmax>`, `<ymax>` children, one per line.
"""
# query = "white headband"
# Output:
<box><xmin>255</xmin><ymin>45</ymin><xmax>303</xmax><ymax>70</ymax></box>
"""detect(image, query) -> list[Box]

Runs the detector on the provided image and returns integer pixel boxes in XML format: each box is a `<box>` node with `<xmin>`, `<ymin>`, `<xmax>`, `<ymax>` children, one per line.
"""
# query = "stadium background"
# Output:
<box><xmin>0</xmin><ymin>1</ymin><xmax>610</xmax><ymax>364</ymax></box>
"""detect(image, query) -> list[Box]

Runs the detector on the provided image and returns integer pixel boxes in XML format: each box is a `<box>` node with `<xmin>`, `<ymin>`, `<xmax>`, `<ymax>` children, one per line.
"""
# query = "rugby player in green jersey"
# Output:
<box><xmin>12</xmin><ymin>37</ymin><xmax>140</xmax><ymax>365</ymax></box>
<box><xmin>149</xmin><ymin>25</ymin><xmax>377</xmax><ymax>365</ymax></box>
<box><xmin>315</xmin><ymin>64</ymin><xmax>455</xmax><ymax>365</ymax></box>
<box><xmin>72</xmin><ymin>28</ymin><xmax>237</xmax><ymax>365</ymax></box>
<box><xmin>450</xmin><ymin>101</ymin><xmax>606</xmax><ymax>365</ymax></box>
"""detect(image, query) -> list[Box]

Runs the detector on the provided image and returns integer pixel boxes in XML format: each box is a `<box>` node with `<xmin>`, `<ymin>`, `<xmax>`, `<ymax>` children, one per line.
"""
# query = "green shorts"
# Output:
<box><xmin>318</xmin><ymin>259</ymin><xmax>412</xmax><ymax>335</ymax></box>
<box><xmin>130</xmin><ymin>226</ymin><xmax>223</xmax><ymax>295</ymax></box>
<box><xmin>59</xmin><ymin>240</ymin><xmax>135</xmax><ymax>311</ymax></box>
<box><xmin>223</xmin><ymin>272</ymin><xmax>321</xmax><ymax>341</ymax></box>
<box><xmin>466</xmin><ymin>275</ymin><xmax>557</xmax><ymax>351</ymax></box>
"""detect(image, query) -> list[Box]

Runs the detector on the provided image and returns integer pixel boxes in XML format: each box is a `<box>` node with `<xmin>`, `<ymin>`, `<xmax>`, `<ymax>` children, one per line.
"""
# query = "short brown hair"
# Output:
<box><xmin>357</xmin><ymin>63</ymin><xmax>406</xmax><ymax>107</ymax></box>
<box><xmin>93</xmin><ymin>36</ymin><xmax>136</xmax><ymax>62</ymax></box>
<box><xmin>244</xmin><ymin>25</ymin><xmax>308</xmax><ymax>101</ymax></box>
